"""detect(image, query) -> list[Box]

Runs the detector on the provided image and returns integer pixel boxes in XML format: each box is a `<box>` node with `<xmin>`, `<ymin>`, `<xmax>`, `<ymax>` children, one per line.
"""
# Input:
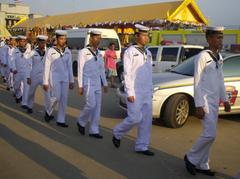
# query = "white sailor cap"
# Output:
<box><xmin>206</xmin><ymin>26</ymin><xmax>224</xmax><ymax>35</ymax></box>
<box><xmin>9</xmin><ymin>36</ymin><xmax>17</xmax><ymax>39</ymax></box>
<box><xmin>36</xmin><ymin>35</ymin><xmax>48</xmax><ymax>41</ymax></box>
<box><xmin>89</xmin><ymin>30</ymin><xmax>102</xmax><ymax>36</ymax></box>
<box><xmin>206</xmin><ymin>26</ymin><xmax>224</xmax><ymax>31</ymax></box>
<box><xmin>135</xmin><ymin>24</ymin><xmax>150</xmax><ymax>33</ymax></box>
<box><xmin>17</xmin><ymin>35</ymin><xmax>27</xmax><ymax>40</ymax></box>
<box><xmin>55</xmin><ymin>30</ymin><xmax>67</xmax><ymax>36</ymax></box>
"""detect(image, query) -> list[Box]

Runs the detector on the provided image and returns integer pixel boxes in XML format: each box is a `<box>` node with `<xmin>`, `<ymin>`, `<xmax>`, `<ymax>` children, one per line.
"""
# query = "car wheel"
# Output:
<box><xmin>72</xmin><ymin>61</ymin><xmax>78</xmax><ymax>77</ymax></box>
<box><xmin>163</xmin><ymin>94</ymin><xmax>189</xmax><ymax>128</ymax></box>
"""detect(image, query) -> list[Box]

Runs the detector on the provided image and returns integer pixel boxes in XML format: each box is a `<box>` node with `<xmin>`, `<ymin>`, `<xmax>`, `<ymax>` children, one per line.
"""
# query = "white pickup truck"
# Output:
<box><xmin>148</xmin><ymin>45</ymin><xmax>204</xmax><ymax>73</ymax></box>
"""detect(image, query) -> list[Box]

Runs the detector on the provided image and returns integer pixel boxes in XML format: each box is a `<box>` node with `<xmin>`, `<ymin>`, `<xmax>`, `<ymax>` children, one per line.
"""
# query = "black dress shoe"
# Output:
<box><xmin>184</xmin><ymin>155</ymin><xmax>196</xmax><ymax>175</ymax></box>
<box><xmin>196</xmin><ymin>169</ymin><xmax>216</xmax><ymax>176</ymax></box>
<box><xmin>77</xmin><ymin>122</ymin><xmax>85</xmax><ymax>135</ymax></box>
<box><xmin>112</xmin><ymin>136</ymin><xmax>120</xmax><ymax>148</ymax></box>
<box><xmin>15</xmin><ymin>97</ymin><xmax>22</xmax><ymax>104</ymax></box>
<box><xmin>136</xmin><ymin>150</ymin><xmax>155</xmax><ymax>156</ymax></box>
<box><xmin>27</xmin><ymin>108</ymin><xmax>33</xmax><ymax>114</ymax></box>
<box><xmin>56</xmin><ymin>122</ymin><xmax>68</xmax><ymax>128</ymax></box>
<box><xmin>21</xmin><ymin>105</ymin><xmax>28</xmax><ymax>109</ymax></box>
<box><xmin>44</xmin><ymin>112</ymin><xmax>54</xmax><ymax>122</ymax></box>
<box><xmin>89</xmin><ymin>133</ymin><xmax>103</xmax><ymax>139</ymax></box>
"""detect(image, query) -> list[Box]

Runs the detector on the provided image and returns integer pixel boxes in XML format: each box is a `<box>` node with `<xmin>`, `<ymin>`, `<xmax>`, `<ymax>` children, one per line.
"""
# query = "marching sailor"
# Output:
<box><xmin>112</xmin><ymin>24</ymin><xmax>154</xmax><ymax>156</ymax></box>
<box><xmin>43</xmin><ymin>30</ymin><xmax>74</xmax><ymax>127</ymax></box>
<box><xmin>184</xmin><ymin>26</ymin><xmax>231</xmax><ymax>176</ymax></box>
<box><xmin>76</xmin><ymin>30</ymin><xmax>108</xmax><ymax>139</ymax></box>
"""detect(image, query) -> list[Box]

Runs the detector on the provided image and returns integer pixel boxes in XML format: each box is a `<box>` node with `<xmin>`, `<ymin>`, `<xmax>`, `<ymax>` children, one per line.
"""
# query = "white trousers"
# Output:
<box><xmin>78</xmin><ymin>86</ymin><xmax>102</xmax><ymax>134</ymax></box>
<box><xmin>0</xmin><ymin>65</ymin><xmax>7</xmax><ymax>79</ymax></box>
<box><xmin>14</xmin><ymin>72</ymin><xmax>29</xmax><ymax>106</ymax></box>
<box><xmin>6</xmin><ymin>68</ymin><xmax>14</xmax><ymax>89</ymax></box>
<box><xmin>51</xmin><ymin>81</ymin><xmax>69</xmax><ymax>123</ymax></box>
<box><xmin>113</xmin><ymin>92</ymin><xmax>152</xmax><ymax>151</ymax></box>
<box><xmin>27</xmin><ymin>75</ymin><xmax>52</xmax><ymax>114</ymax></box>
<box><xmin>187</xmin><ymin>103</ymin><xmax>219</xmax><ymax>170</ymax></box>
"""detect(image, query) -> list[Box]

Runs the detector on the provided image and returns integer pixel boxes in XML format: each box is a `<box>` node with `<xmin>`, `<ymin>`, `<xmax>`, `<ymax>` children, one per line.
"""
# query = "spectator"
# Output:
<box><xmin>104</xmin><ymin>42</ymin><xmax>117</xmax><ymax>88</ymax></box>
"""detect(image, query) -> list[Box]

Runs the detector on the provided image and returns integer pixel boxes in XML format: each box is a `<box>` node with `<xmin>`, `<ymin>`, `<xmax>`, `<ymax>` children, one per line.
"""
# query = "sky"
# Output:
<box><xmin>1</xmin><ymin>0</ymin><xmax>240</xmax><ymax>26</ymax></box>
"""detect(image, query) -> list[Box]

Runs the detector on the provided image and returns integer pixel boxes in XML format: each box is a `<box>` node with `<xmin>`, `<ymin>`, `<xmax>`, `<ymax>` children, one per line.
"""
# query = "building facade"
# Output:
<box><xmin>0</xmin><ymin>3</ymin><xmax>30</xmax><ymax>29</ymax></box>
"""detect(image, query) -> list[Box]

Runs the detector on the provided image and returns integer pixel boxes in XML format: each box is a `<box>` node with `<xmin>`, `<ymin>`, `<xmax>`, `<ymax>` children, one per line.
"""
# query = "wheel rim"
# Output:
<box><xmin>175</xmin><ymin>99</ymin><xmax>189</xmax><ymax>125</ymax></box>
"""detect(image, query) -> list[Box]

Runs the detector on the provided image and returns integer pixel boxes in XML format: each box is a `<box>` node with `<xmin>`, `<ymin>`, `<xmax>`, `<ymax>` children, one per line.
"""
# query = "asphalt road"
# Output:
<box><xmin>0</xmin><ymin>82</ymin><xmax>239</xmax><ymax>179</ymax></box>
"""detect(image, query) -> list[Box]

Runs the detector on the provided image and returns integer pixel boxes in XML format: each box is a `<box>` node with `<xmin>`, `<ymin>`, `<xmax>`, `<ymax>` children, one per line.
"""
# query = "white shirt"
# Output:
<box><xmin>12</xmin><ymin>47</ymin><xmax>33</xmax><ymax>74</ymax></box>
<box><xmin>77</xmin><ymin>47</ymin><xmax>107</xmax><ymax>89</ymax></box>
<box><xmin>7</xmin><ymin>46</ymin><xmax>15</xmax><ymax>69</ymax></box>
<box><xmin>43</xmin><ymin>47</ymin><xmax>74</xmax><ymax>85</ymax></box>
<box><xmin>27</xmin><ymin>48</ymin><xmax>46</xmax><ymax>79</ymax></box>
<box><xmin>123</xmin><ymin>45</ymin><xmax>153</xmax><ymax>97</ymax></box>
<box><xmin>194</xmin><ymin>50</ymin><xmax>227</xmax><ymax>107</ymax></box>
<box><xmin>0</xmin><ymin>45</ymin><xmax>9</xmax><ymax>65</ymax></box>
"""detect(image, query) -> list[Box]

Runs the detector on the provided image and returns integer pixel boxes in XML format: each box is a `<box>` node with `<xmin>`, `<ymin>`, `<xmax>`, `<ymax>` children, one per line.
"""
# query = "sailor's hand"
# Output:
<box><xmin>127</xmin><ymin>96</ymin><xmax>135</xmax><ymax>103</ymax></box>
<box><xmin>78</xmin><ymin>87</ymin><xmax>84</xmax><ymax>95</ymax></box>
<box><xmin>224</xmin><ymin>101</ymin><xmax>231</xmax><ymax>112</ymax></box>
<box><xmin>13</xmin><ymin>70</ymin><xmax>17</xmax><ymax>74</ymax></box>
<box><xmin>195</xmin><ymin>107</ymin><xmax>205</xmax><ymax>119</ymax></box>
<box><xmin>69</xmin><ymin>82</ymin><xmax>74</xmax><ymax>90</ymax></box>
<box><xmin>43</xmin><ymin>85</ymin><xmax>49</xmax><ymax>91</ymax></box>
<box><xmin>103</xmin><ymin>86</ymin><xmax>108</xmax><ymax>93</ymax></box>
<box><xmin>27</xmin><ymin>78</ymin><xmax>31</xmax><ymax>85</ymax></box>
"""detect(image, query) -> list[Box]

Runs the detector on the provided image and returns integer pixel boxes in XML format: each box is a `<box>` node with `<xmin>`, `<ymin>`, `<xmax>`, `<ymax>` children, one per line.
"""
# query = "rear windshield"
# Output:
<box><xmin>98</xmin><ymin>38</ymin><xmax>120</xmax><ymax>51</ymax></box>
<box><xmin>67</xmin><ymin>37</ymin><xmax>120</xmax><ymax>51</ymax></box>
<box><xmin>67</xmin><ymin>37</ymin><xmax>85</xmax><ymax>50</ymax></box>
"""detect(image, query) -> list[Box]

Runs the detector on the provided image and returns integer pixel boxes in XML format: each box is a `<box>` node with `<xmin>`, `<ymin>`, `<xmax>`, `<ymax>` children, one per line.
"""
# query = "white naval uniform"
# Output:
<box><xmin>77</xmin><ymin>47</ymin><xmax>107</xmax><ymax>134</ymax></box>
<box><xmin>43</xmin><ymin>47</ymin><xmax>74</xmax><ymax>123</ymax></box>
<box><xmin>113</xmin><ymin>45</ymin><xmax>153</xmax><ymax>151</ymax></box>
<box><xmin>0</xmin><ymin>44</ymin><xmax>9</xmax><ymax>79</ymax></box>
<box><xmin>0</xmin><ymin>44</ymin><xmax>5</xmax><ymax>77</ymax></box>
<box><xmin>27</xmin><ymin>48</ymin><xmax>52</xmax><ymax>113</ymax></box>
<box><xmin>6</xmin><ymin>46</ymin><xmax>15</xmax><ymax>89</ymax></box>
<box><xmin>12</xmin><ymin>47</ymin><xmax>32</xmax><ymax>105</ymax></box>
<box><xmin>187</xmin><ymin>50</ymin><xmax>227</xmax><ymax>170</ymax></box>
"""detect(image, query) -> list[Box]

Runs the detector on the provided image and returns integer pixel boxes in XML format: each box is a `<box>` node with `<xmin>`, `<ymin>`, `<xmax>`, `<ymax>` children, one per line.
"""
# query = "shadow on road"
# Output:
<box><xmin>0</xmin><ymin>84</ymin><xmax>235</xmax><ymax>179</ymax></box>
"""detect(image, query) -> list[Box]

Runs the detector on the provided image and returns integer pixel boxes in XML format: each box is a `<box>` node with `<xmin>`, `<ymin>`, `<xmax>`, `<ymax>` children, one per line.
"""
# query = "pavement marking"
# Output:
<box><xmin>0</xmin><ymin>138</ymin><xmax>60</xmax><ymax>179</ymax></box>
<box><xmin>0</xmin><ymin>102</ymin><xmax>66</xmax><ymax>137</ymax></box>
<box><xmin>0</xmin><ymin>111</ymin><xmax>126</xmax><ymax>179</ymax></box>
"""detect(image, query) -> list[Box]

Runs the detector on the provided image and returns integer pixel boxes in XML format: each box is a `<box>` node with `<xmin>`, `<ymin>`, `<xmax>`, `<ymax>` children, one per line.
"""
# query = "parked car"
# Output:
<box><xmin>116</xmin><ymin>44</ymin><xmax>204</xmax><ymax>82</ymax></box>
<box><xmin>117</xmin><ymin>54</ymin><xmax>240</xmax><ymax>128</ymax></box>
<box><xmin>149</xmin><ymin>44</ymin><xmax>204</xmax><ymax>73</ymax></box>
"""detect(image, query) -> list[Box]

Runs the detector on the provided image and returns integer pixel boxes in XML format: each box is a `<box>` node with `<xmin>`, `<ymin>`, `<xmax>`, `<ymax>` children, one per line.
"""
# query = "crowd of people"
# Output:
<box><xmin>0</xmin><ymin>24</ymin><xmax>231</xmax><ymax>177</ymax></box>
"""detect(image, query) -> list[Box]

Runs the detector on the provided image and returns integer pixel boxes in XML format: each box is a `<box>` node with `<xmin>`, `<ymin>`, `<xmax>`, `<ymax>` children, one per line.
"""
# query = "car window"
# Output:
<box><xmin>161</xmin><ymin>47</ymin><xmax>179</xmax><ymax>62</ymax></box>
<box><xmin>67</xmin><ymin>37</ymin><xmax>85</xmax><ymax>50</ymax></box>
<box><xmin>98</xmin><ymin>38</ymin><xmax>120</xmax><ymax>51</ymax></box>
<box><xmin>184</xmin><ymin>48</ymin><xmax>203</xmax><ymax>61</ymax></box>
<box><xmin>223</xmin><ymin>56</ymin><xmax>240</xmax><ymax>77</ymax></box>
<box><xmin>170</xmin><ymin>55</ymin><xmax>196</xmax><ymax>76</ymax></box>
<box><xmin>148</xmin><ymin>47</ymin><xmax>158</xmax><ymax>61</ymax></box>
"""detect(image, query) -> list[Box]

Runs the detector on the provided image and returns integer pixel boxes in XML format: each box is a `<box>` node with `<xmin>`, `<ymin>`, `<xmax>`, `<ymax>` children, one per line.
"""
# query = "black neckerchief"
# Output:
<box><xmin>207</xmin><ymin>50</ymin><xmax>220</xmax><ymax>69</ymax></box>
<box><xmin>35</xmin><ymin>48</ymin><xmax>45</xmax><ymax>57</ymax></box>
<box><xmin>35</xmin><ymin>48</ymin><xmax>45</xmax><ymax>61</ymax></box>
<box><xmin>53</xmin><ymin>46</ymin><xmax>65</xmax><ymax>57</ymax></box>
<box><xmin>134</xmin><ymin>45</ymin><xmax>147</xmax><ymax>61</ymax></box>
<box><xmin>18</xmin><ymin>47</ymin><xmax>26</xmax><ymax>57</ymax></box>
<box><xmin>87</xmin><ymin>47</ymin><xmax>98</xmax><ymax>61</ymax></box>
<box><xmin>19</xmin><ymin>47</ymin><xmax>26</xmax><ymax>53</ymax></box>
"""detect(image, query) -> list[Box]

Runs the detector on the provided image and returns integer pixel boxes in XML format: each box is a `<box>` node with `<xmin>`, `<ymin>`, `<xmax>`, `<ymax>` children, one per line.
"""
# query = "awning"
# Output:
<box><xmin>14</xmin><ymin>0</ymin><xmax>208</xmax><ymax>29</ymax></box>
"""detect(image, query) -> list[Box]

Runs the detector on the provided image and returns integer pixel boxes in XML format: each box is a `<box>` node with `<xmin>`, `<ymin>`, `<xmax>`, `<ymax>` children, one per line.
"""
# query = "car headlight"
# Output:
<box><xmin>153</xmin><ymin>86</ymin><xmax>160</xmax><ymax>92</ymax></box>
